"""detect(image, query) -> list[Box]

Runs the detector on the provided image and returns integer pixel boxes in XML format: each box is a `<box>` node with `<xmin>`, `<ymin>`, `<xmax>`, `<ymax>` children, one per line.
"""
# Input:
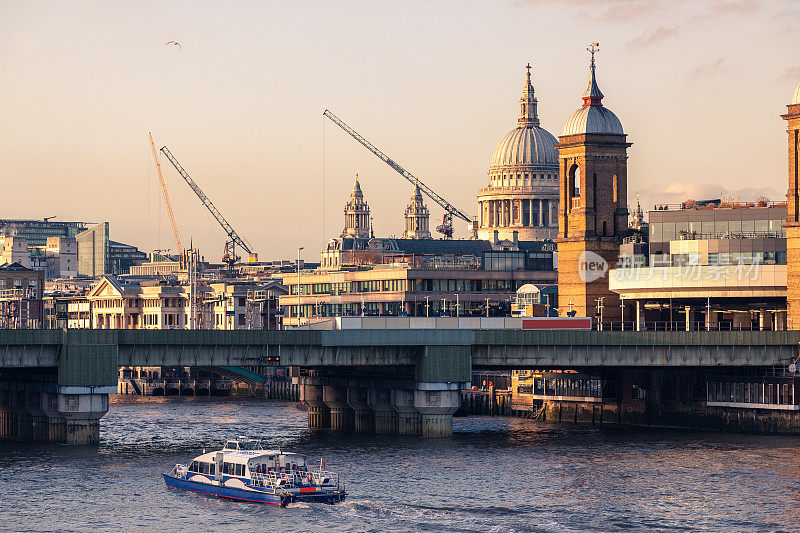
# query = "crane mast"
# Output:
<box><xmin>159</xmin><ymin>146</ymin><xmax>254</xmax><ymax>269</ymax></box>
<box><xmin>323</xmin><ymin>109</ymin><xmax>474</xmax><ymax>238</ymax></box>
<box><xmin>148</xmin><ymin>132</ymin><xmax>182</xmax><ymax>251</ymax></box>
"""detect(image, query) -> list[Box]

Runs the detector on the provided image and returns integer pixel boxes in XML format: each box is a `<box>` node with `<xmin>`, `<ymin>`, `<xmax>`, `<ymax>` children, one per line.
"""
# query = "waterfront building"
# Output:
<box><xmin>556</xmin><ymin>47</ymin><xmax>629</xmax><ymax>321</ymax></box>
<box><xmin>477</xmin><ymin>64</ymin><xmax>559</xmax><ymax>242</ymax></box>
<box><xmin>341</xmin><ymin>175</ymin><xmax>372</xmax><ymax>239</ymax></box>
<box><xmin>84</xmin><ymin>276</ymin><xmax>285</xmax><ymax>330</ymax></box>
<box><xmin>281</xmin><ymin>247</ymin><xmax>556</xmax><ymax>327</ymax></box>
<box><xmin>0</xmin><ymin>262</ymin><xmax>44</xmax><ymax>328</ymax></box>
<box><xmin>402</xmin><ymin>184</ymin><xmax>432</xmax><ymax>239</ymax></box>
<box><xmin>783</xmin><ymin>80</ymin><xmax>800</xmax><ymax>329</ymax></box>
<box><xmin>609</xmin><ymin>201</ymin><xmax>788</xmax><ymax>330</ymax></box>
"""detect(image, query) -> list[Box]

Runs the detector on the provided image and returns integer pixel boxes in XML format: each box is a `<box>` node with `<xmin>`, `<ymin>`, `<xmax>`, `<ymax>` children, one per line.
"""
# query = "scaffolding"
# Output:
<box><xmin>0</xmin><ymin>287</ymin><xmax>36</xmax><ymax>329</ymax></box>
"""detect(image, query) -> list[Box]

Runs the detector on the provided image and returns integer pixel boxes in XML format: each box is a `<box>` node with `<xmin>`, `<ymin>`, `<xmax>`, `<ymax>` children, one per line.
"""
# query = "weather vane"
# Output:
<box><xmin>587</xmin><ymin>42</ymin><xmax>600</xmax><ymax>66</ymax></box>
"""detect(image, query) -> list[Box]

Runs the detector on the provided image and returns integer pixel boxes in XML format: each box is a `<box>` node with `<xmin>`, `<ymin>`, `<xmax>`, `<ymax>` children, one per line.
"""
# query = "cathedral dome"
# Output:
<box><xmin>793</xmin><ymin>80</ymin><xmax>800</xmax><ymax>105</ymax></box>
<box><xmin>562</xmin><ymin>46</ymin><xmax>624</xmax><ymax>136</ymax></box>
<box><xmin>562</xmin><ymin>106</ymin><xmax>623</xmax><ymax>136</ymax></box>
<box><xmin>489</xmin><ymin>64</ymin><xmax>559</xmax><ymax>170</ymax></box>
<box><xmin>490</xmin><ymin>126</ymin><xmax>558</xmax><ymax>168</ymax></box>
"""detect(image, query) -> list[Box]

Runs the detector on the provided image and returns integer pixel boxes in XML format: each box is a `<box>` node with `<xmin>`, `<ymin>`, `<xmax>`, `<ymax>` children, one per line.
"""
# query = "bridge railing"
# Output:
<box><xmin>599</xmin><ymin>321</ymin><xmax>777</xmax><ymax>332</ymax></box>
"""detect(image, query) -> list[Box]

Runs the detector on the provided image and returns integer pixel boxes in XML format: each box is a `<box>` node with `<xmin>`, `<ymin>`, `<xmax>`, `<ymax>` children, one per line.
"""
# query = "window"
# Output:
<box><xmin>235</xmin><ymin>464</ymin><xmax>242</xmax><ymax>476</ymax></box>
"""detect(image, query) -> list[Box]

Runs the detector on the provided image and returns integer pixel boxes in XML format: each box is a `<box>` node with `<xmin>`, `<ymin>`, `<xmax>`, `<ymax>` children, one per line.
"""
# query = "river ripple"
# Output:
<box><xmin>1</xmin><ymin>396</ymin><xmax>799</xmax><ymax>532</ymax></box>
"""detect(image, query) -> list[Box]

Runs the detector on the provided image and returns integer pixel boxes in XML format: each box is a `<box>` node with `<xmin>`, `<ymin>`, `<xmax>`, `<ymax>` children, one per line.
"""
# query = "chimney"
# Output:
<box><xmin>512</xmin><ymin>231</ymin><xmax>519</xmax><ymax>245</ymax></box>
<box><xmin>493</xmin><ymin>230</ymin><xmax>499</xmax><ymax>245</ymax></box>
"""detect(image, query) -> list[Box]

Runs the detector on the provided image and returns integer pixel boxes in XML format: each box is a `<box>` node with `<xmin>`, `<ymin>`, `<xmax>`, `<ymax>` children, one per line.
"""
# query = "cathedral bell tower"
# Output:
<box><xmin>342</xmin><ymin>174</ymin><xmax>371</xmax><ymax>239</ymax></box>
<box><xmin>782</xmin><ymin>81</ymin><xmax>800</xmax><ymax>328</ymax></box>
<box><xmin>556</xmin><ymin>44</ymin><xmax>631</xmax><ymax>321</ymax></box>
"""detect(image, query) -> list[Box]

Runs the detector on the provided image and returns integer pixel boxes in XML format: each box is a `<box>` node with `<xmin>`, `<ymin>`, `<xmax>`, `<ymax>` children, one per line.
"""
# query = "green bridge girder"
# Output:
<box><xmin>0</xmin><ymin>329</ymin><xmax>798</xmax><ymax>388</ymax></box>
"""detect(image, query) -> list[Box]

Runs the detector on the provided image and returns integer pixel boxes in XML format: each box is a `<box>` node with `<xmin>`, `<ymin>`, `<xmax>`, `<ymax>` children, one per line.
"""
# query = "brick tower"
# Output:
<box><xmin>783</xmin><ymin>81</ymin><xmax>800</xmax><ymax>328</ymax></box>
<box><xmin>556</xmin><ymin>44</ymin><xmax>631</xmax><ymax>321</ymax></box>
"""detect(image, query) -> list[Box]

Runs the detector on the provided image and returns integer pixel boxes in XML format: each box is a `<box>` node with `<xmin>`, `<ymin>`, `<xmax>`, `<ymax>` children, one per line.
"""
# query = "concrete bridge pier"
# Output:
<box><xmin>414</xmin><ymin>385</ymin><xmax>461</xmax><ymax>438</ymax></box>
<box><xmin>367</xmin><ymin>387</ymin><xmax>397</xmax><ymax>434</ymax></box>
<box><xmin>323</xmin><ymin>385</ymin><xmax>354</xmax><ymax>431</ymax></box>
<box><xmin>299</xmin><ymin>378</ymin><xmax>330</xmax><ymax>429</ymax></box>
<box><xmin>41</xmin><ymin>390</ymin><xmax>109</xmax><ymax>445</ymax></box>
<box><xmin>391</xmin><ymin>388</ymin><xmax>420</xmax><ymax>435</ymax></box>
<box><xmin>346</xmin><ymin>383</ymin><xmax>374</xmax><ymax>433</ymax></box>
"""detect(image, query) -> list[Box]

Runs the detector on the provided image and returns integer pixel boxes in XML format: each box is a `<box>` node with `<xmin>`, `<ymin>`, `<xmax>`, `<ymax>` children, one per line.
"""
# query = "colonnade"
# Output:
<box><xmin>479</xmin><ymin>198</ymin><xmax>555</xmax><ymax>228</ymax></box>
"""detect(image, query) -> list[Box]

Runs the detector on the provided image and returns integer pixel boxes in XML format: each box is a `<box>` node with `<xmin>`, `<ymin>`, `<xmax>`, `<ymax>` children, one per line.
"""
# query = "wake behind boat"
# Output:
<box><xmin>163</xmin><ymin>437</ymin><xmax>346</xmax><ymax>507</ymax></box>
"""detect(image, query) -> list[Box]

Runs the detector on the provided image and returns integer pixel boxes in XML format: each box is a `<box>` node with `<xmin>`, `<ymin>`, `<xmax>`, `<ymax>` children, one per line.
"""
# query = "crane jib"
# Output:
<box><xmin>159</xmin><ymin>145</ymin><xmax>253</xmax><ymax>255</ymax></box>
<box><xmin>323</xmin><ymin>110</ymin><xmax>471</xmax><ymax>224</ymax></box>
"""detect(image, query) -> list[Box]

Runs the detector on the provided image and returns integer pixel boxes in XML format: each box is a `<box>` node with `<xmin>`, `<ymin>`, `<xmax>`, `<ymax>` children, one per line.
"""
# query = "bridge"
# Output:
<box><xmin>1</xmin><ymin>328</ymin><xmax>798</xmax><ymax>444</ymax></box>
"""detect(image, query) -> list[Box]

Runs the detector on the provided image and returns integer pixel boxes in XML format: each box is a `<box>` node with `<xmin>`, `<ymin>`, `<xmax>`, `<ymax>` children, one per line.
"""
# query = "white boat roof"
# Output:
<box><xmin>192</xmin><ymin>449</ymin><xmax>306</xmax><ymax>463</ymax></box>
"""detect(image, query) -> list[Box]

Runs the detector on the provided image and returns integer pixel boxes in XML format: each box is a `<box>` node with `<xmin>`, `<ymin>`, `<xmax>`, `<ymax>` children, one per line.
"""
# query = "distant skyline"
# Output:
<box><xmin>1</xmin><ymin>0</ymin><xmax>798</xmax><ymax>260</ymax></box>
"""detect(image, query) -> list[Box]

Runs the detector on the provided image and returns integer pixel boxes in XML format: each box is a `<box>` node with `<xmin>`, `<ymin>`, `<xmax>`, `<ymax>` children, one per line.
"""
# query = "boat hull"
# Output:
<box><xmin>162</xmin><ymin>474</ymin><xmax>346</xmax><ymax>506</ymax></box>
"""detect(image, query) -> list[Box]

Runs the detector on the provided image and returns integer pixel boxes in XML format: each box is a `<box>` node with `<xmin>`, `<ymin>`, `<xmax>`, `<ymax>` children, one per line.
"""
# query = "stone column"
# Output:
<box><xmin>300</xmin><ymin>378</ymin><xmax>330</xmax><ymax>429</ymax></box>
<box><xmin>391</xmin><ymin>388</ymin><xmax>420</xmax><ymax>435</ymax></box>
<box><xmin>636</xmin><ymin>301</ymin><xmax>643</xmax><ymax>332</ymax></box>
<box><xmin>539</xmin><ymin>199</ymin><xmax>544</xmax><ymax>227</ymax></box>
<box><xmin>323</xmin><ymin>385</ymin><xmax>354</xmax><ymax>431</ymax></box>
<box><xmin>733</xmin><ymin>311</ymin><xmax>751</xmax><ymax>331</ymax></box>
<box><xmin>684</xmin><ymin>306</ymin><xmax>691</xmax><ymax>331</ymax></box>
<box><xmin>346</xmin><ymin>384</ymin><xmax>374</xmax><ymax>433</ymax></box>
<box><xmin>367</xmin><ymin>387</ymin><xmax>397</xmax><ymax>434</ymax></box>
<box><xmin>414</xmin><ymin>388</ymin><xmax>460</xmax><ymax>438</ymax></box>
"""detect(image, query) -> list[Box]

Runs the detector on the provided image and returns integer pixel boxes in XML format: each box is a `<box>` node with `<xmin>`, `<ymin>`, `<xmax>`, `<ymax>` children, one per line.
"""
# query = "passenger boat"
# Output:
<box><xmin>163</xmin><ymin>437</ymin><xmax>346</xmax><ymax>507</ymax></box>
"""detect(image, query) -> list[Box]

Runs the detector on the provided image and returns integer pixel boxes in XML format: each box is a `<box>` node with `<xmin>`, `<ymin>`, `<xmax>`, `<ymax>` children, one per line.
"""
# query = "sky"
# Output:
<box><xmin>1</xmin><ymin>0</ymin><xmax>799</xmax><ymax>262</ymax></box>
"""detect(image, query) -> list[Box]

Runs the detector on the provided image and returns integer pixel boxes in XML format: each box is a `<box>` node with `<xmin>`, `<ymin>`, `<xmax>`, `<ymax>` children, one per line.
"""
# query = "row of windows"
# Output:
<box><xmin>189</xmin><ymin>461</ymin><xmax>216</xmax><ymax>475</ymax></box>
<box><xmin>492</xmin><ymin>172</ymin><xmax>555</xmax><ymax>182</ymax></box>
<box><xmin>666</xmin><ymin>251</ymin><xmax>788</xmax><ymax>266</ymax></box>
<box><xmin>295</xmin><ymin>277</ymin><xmax>553</xmax><ymax>296</ymax></box>
<box><xmin>650</xmin><ymin>219</ymin><xmax>785</xmax><ymax>242</ymax></box>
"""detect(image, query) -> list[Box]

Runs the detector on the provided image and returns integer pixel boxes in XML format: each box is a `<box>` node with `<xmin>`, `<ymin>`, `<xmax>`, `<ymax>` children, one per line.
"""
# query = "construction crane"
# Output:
<box><xmin>148</xmin><ymin>132</ymin><xmax>183</xmax><ymax>252</ymax></box>
<box><xmin>159</xmin><ymin>146</ymin><xmax>255</xmax><ymax>270</ymax></box>
<box><xmin>323</xmin><ymin>109</ymin><xmax>475</xmax><ymax>239</ymax></box>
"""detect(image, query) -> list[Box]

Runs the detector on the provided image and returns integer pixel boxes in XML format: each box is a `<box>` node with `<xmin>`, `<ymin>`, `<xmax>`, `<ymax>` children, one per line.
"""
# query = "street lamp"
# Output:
<box><xmin>297</xmin><ymin>246</ymin><xmax>303</xmax><ymax>327</ymax></box>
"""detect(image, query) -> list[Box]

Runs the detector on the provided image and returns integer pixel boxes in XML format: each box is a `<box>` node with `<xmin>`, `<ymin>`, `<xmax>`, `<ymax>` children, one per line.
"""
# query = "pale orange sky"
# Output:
<box><xmin>1</xmin><ymin>0</ymin><xmax>798</xmax><ymax>261</ymax></box>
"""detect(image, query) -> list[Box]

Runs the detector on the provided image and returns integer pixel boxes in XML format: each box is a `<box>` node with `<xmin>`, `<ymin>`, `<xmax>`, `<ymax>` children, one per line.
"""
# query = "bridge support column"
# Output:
<box><xmin>346</xmin><ymin>384</ymin><xmax>374</xmax><ymax>433</ymax></box>
<box><xmin>367</xmin><ymin>387</ymin><xmax>397</xmax><ymax>434</ymax></box>
<box><xmin>414</xmin><ymin>385</ymin><xmax>460</xmax><ymax>438</ymax></box>
<box><xmin>42</xmin><ymin>389</ymin><xmax>110</xmax><ymax>445</ymax></box>
<box><xmin>300</xmin><ymin>378</ymin><xmax>330</xmax><ymax>429</ymax></box>
<box><xmin>324</xmin><ymin>385</ymin><xmax>354</xmax><ymax>431</ymax></box>
<box><xmin>391</xmin><ymin>388</ymin><xmax>420</xmax><ymax>435</ymax></box>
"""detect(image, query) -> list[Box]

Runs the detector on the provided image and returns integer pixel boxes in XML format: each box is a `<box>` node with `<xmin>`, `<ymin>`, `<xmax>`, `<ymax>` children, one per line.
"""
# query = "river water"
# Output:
<box><xmin>2</xmin><ymin>396</ymin><xmax>800</xmax><ymax>532</ymax></box>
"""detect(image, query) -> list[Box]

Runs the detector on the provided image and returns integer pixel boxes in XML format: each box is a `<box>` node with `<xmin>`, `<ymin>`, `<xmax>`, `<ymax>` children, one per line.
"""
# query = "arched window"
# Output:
<box><xmin>603</xmin><ymin>220</ymin><xmax>607</xmax><ymax>236</ymax></box>
<box><xmin>569</xmin><ymin>165</ymin><xmax>581</xmax><ymax>197</ymax></box>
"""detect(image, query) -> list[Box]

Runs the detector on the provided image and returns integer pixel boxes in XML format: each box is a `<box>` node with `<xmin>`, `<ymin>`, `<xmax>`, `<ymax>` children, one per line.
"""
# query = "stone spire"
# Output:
<box><xmin>403</xmin><ymin>183</ymin><xmax>432</xmax><ymax>239</ymax></box>
<box><xmin>582</xmin><ymin>43</ymin><xmax>604</xmax><ymax>107</ymax></box>
<box><xmin>630</xmin><ymin>193</ymin><xmax>645</xmax><ymax>230</ymax></box>
<box><xmin>518</xmin><ymin>63</ymin><xmax>540</xmax><ymax>127</ymax></box>
<box><xmin>342</xmin><ymin>173</ymin><xmax>371</xmax><ymax>239</ymax></box>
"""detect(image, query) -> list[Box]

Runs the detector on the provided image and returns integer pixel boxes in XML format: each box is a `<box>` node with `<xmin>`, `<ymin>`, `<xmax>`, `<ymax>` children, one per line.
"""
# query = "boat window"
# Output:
<box><xmin>189</xmin><ymin>461</ymin><xmax>198</xmax><ymax>472</ymax></box>
<box><xmin>210</xmin><ymin>464</ymin><xmax>216</xmax><ymax>475</ymax></box>
<box><xmin>223</xmin><ymin>462</ymin><xmax>231</xmax><ymax>475</ymax></box>
<box><xmin>235</xmin><ymin>464</ymin><xmax>242</xmax><ymax>476</ymax></box>
<box><xmin>202</xmin><ymin>462</ymin><xmax>210</xmax><ymax>475</ymax></box>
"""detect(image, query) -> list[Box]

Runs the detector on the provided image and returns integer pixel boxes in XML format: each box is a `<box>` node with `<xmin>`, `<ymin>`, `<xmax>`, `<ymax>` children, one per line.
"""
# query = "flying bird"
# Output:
<box><xmin>165</xmin><ymin>41</ymin><xmax>181</xmax><ymax>50</ymax></box>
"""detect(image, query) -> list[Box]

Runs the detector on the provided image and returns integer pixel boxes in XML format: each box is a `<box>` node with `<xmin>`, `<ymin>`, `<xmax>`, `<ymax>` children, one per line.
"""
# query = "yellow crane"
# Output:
<box><xmin>148</xmin><ymin>131</ymin><xmax>183</xmax><ymax>251</ymax></box>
